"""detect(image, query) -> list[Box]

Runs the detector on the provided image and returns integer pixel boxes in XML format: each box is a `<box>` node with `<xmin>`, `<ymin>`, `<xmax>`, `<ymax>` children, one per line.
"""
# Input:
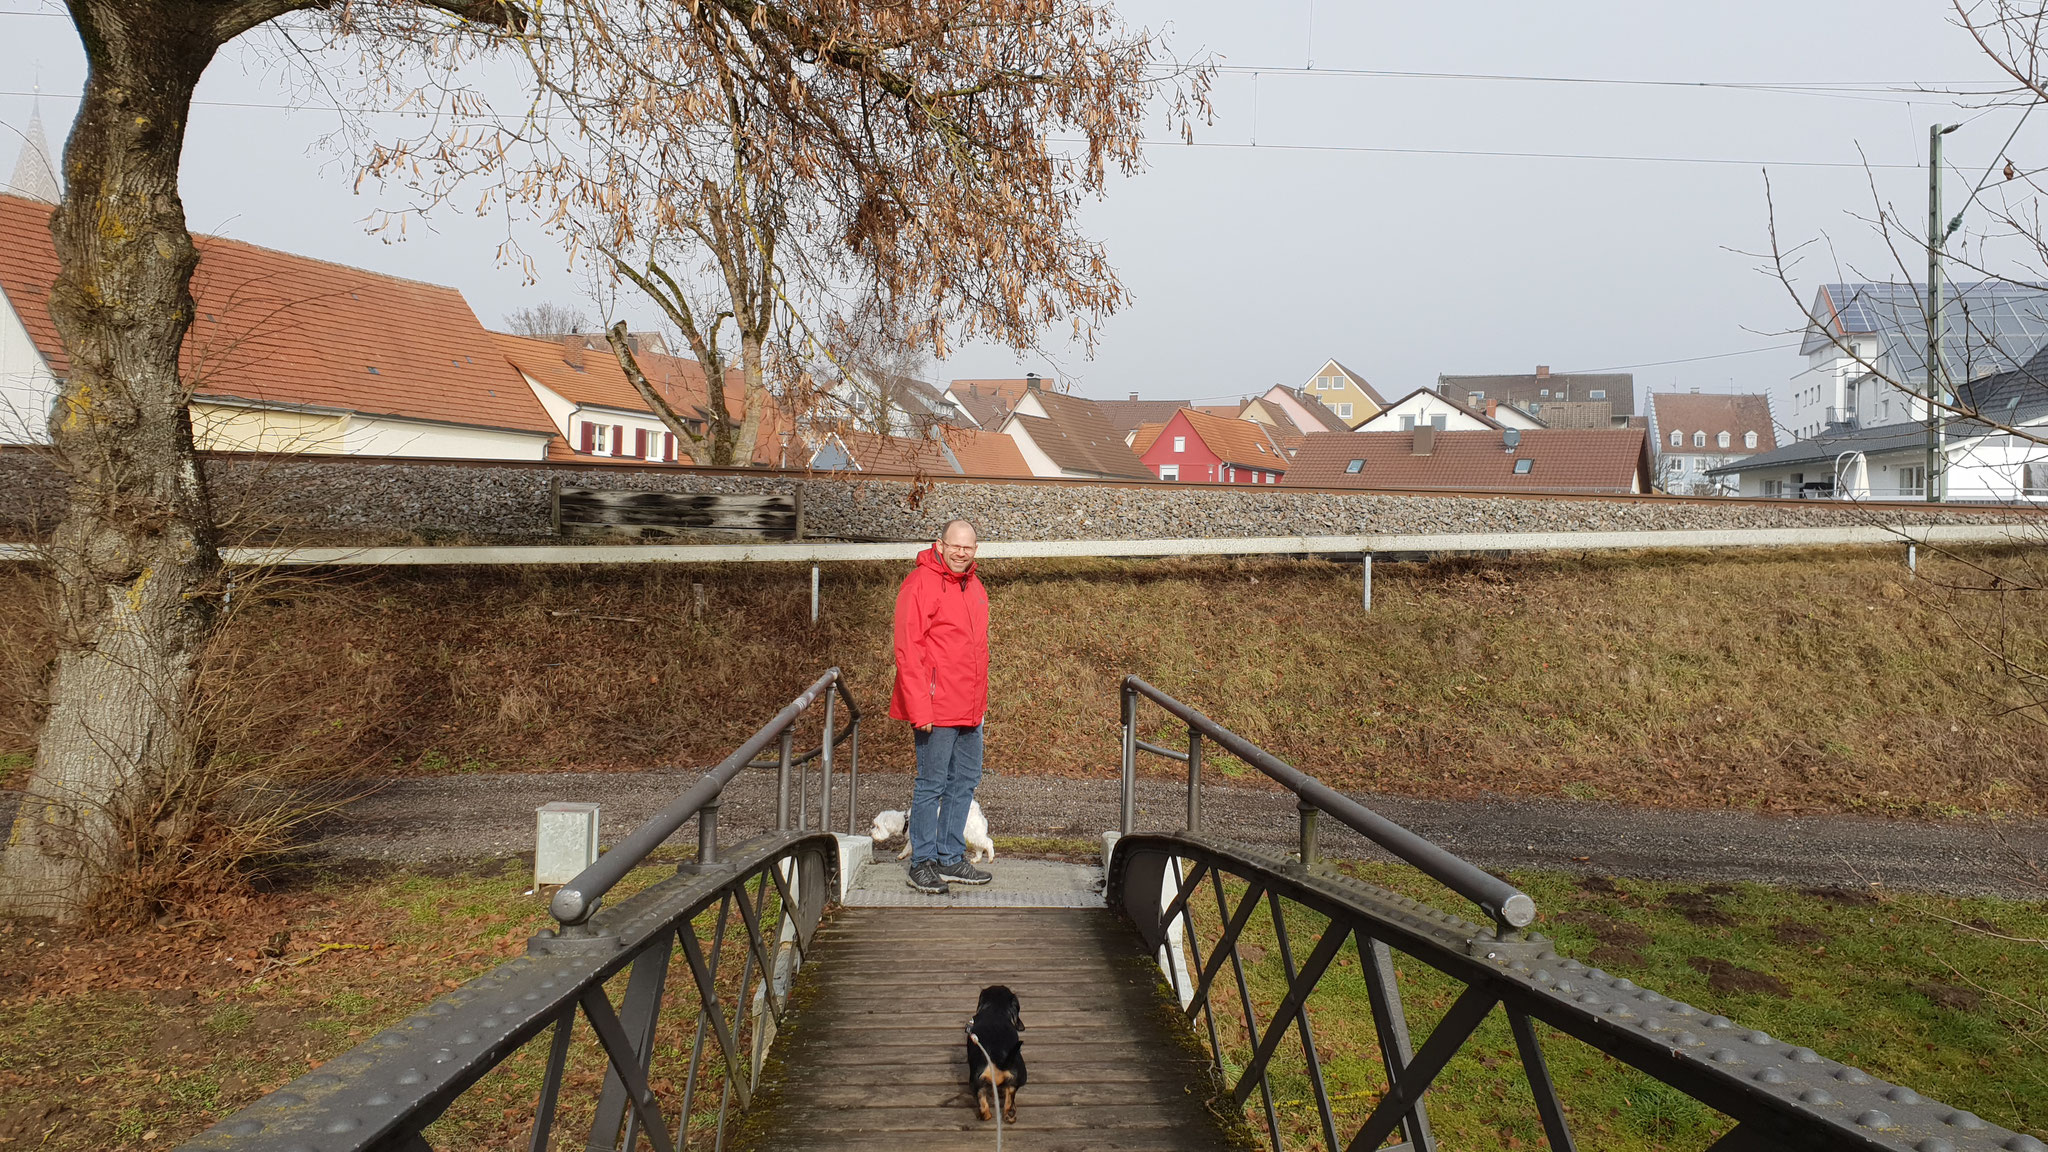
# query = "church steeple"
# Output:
<box><xmin>8</xmin><ymin>97</ymin><xmax>61</xmax><ymax>204</ymax></box>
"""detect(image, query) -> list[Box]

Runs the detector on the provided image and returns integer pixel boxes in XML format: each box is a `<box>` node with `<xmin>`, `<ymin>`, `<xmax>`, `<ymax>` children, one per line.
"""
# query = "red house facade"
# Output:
<box><xmin>1139</xmin><ymin>408</ymin><xmax>1290</xmax><ymax>484</ymax></box>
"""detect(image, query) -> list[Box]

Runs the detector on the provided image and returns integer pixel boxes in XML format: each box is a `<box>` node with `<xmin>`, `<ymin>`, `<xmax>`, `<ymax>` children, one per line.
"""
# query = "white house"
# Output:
<box><xmin>1647</xmin><ymin>392</ymin><xmax>1777</xmax><ymax>496</ymax></box>
<box><xmin>1716</xmin><ymin>346</ymin><xmax>2048</xmax><ymax>500</ymax></box>
<box><xmin>1784</xmin><ymin>282</ymin><xmax>2048</xmax><ymax>442</ymax></box>
<box><xmin>1354</xmin><ymin>387</ymin><xmax>1503</xmax><ymax>433</ymax></box>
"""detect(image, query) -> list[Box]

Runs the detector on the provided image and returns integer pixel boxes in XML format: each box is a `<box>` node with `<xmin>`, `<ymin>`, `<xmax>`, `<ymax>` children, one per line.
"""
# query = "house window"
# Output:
<box><xmin>1743</xmin><ymin>431</ymin><xmax>1757</xmax><ymax>450</ymax></box>
<box><xmin>579</xmin><ymin>422</ymin><xmax>597</xmax><ymax>453</ymax></box>
<box><xmin>1158</xmin><ymin>464</ymin><xmax>1179</xmax><ymax>481</ymax></box>
<box><xmin>1693</xmin><ymin>431</ymin><xmax>1707</xmax><ymax>447</ymax></box>
<box><xmin>2025</xmin><ymin>462</ymin><xmax>2048</xmax><ymax>496</ymax></box>
<box><xmin>1513</xmin><ymin>458</ymin><xmax>1533</xmax><ymax>474</ymax></box>
<box><xmin>1173</xmin><ymin>435</ymin><xmax>1186</xmax><ymax>453</ymax></box>
<box><xmin>1763</xmin><ymin>479</ymin><xmax>1785</xmax><ymax>497</ymax></box>
<box><xmin>1266</xmin><ymin>472</ymin><xmax>1277</xmax><ymax>484</ymax></box>
<box><xmin>1669</xmin><ymin>429</ymin><xmax>1682</xmax><ymax>446</ymax></box>
<box><xmin>1345</xmin><ymin>459</ymin><xmax>1364</xmax><ymax>474</ymax></box>
<box><xmin>1717</xmin><ymin>431</ymin><xmax>1731</xmax><ymax>449</ymax></box>
<box><xmin>1589</xmin><ymin>390</ymin><xmax>1607</xmax><ymax>400</ymax></box>
<box><xmin>1429</xmin><ymin>414</ymin><xmax>1446</xmax><ymax>430</ymax></box>
<box><xmin>1399</xmin><ymin>415</ymin><xmax>1416</xmax><ymax>431</ymax></box>
<box><xmin>1540</xmin><ymin>389</ymin><xmax>1551</xmax><ymax>398</ymax></box>
<box><xmin>1469</xmin><ymin>392</ymin><xmax>1485</xmax><ymax>403</ymax></box>
<box><xmin>1338</xmin><ymin>403</ymin><xmax>1354</xmax><ymax>419</ymax></box>
<box><xmin>1899</xmin><ymin>466</ymin><xmax>1926</xmax><ymax>496</ymax></box>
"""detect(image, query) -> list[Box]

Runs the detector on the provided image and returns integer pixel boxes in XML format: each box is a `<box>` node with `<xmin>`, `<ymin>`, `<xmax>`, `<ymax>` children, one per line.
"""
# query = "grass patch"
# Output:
<box><xmin>0</xmin><ymin>854</ymin><xmax>791</xmax><ymax>1149</ymax></box>
<box><xmin>991</xmin><ymin>834</ymin><xmax>1101</xmax><ymax>860</ymax></box>
<box><xmin>1177</xmin><ymin>861</ymin><xmax>2048</xmax><ymax>1148</ymax></box>
<box><xmin>0</xmin><ymin>858</ymin><xmax>2039</xmax><ymax>1148</ymax></box>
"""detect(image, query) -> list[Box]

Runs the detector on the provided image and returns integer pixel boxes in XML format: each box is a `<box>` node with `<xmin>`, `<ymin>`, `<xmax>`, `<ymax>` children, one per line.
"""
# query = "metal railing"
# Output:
<box><xmin>1112</xmin><ymin>676</ymin><xmax>2038</xmax><ymax>1152</ymax></box>
<box><xmin>180</xmin><ymin>668</ymin><xmax>862</xmax><ymax>1152</ymax></box>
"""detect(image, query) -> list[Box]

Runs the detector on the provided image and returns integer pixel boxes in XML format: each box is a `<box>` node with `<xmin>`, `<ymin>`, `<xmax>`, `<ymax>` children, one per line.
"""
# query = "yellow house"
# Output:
<box><xmin>1298</xmin><ymin>359</ymin><xmax>1387</xmax><ymax>429</ymax></box>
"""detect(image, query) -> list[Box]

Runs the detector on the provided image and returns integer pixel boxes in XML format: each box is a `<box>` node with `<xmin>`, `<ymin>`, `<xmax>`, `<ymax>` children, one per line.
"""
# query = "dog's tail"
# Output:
<box><xmin>967</xmin><ymin>1026</ymin><xmax>1004</xmax><ymax>1152</ymax></box>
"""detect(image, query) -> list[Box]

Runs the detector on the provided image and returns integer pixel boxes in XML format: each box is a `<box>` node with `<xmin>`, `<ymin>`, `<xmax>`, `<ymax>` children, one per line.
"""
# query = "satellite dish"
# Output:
<box><xmin>1503</xmin><ymin>428</ymin><xmax>1522</xmax><ymax>448</ymax></box>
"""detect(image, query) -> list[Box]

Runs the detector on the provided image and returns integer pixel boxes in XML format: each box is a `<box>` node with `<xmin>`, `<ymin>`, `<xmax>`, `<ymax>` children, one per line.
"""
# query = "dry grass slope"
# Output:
<box><xmin>2</xmin><ymin>546</ymin><xmax>2044</xmax><ymax>817</ymax></box>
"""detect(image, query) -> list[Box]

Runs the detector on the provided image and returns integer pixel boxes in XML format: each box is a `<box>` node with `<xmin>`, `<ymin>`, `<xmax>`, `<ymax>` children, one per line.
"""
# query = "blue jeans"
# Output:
<box><xmin>909</xmin><ymin>724</ymin><xmax>984</xmax><ymax>865</ymax></box>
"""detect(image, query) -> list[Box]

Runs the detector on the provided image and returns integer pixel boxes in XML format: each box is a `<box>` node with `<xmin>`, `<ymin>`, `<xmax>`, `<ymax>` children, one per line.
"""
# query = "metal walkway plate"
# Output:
<box><xmin>842</xmin><ymin>857</ymin><xmax>1106</xmax><ymax>908</ymax></box>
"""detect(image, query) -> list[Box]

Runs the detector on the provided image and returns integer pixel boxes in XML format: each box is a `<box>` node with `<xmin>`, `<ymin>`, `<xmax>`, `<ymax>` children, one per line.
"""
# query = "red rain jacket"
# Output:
<box><xmin>889</xmin><ymin>545</ymin><xmax>990</xmax><ymax>728</ymax></box>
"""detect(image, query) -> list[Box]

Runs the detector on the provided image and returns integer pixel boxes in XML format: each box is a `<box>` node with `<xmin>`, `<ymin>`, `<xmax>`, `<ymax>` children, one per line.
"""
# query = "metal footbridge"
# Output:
<box><xmin>182</xmin><ymin>670</ymin><xmax>2043</xmax><ymax>1152</ymax></box>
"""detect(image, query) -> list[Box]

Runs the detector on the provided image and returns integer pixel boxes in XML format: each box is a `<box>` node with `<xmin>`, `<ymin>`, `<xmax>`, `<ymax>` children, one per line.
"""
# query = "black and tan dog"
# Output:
<box><xmin>966</xmin><ymin>984</ymin><xmax>1027</xmax><ymax>1123</ymax></box>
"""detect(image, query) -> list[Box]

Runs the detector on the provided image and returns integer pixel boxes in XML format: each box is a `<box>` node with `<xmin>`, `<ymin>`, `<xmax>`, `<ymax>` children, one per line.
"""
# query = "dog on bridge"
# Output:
<box><xmin>966</xmin><ymin>984</ymin><xmax>1026</xmax><ymax>1124</ymax></box>
<box><xmin>867</xmin><ymin>802</ymin><xmax>996</xmax><ymax>864</ymax></box>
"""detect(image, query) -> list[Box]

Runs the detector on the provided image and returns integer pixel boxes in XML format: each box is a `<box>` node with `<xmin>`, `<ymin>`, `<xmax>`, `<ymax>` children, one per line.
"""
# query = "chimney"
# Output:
<box><xmin>1412</xmin><ymin>424</ymin><xmax>1436</xmax><ymax>456</ymax></box>
<box><xmin>1535</xmin><ymin>365</ymin><xmax>1551</xmax><ymax>380</ymax></box>
<box><xmin>1026</xmin><ymin>372</ymin><xmax>1043</xmax><ymax>391</ymax></box>
<box><xmin>1129</xmin><ymin>391</ymin><xmax>1139</xmax><ymax>402</ymax></box>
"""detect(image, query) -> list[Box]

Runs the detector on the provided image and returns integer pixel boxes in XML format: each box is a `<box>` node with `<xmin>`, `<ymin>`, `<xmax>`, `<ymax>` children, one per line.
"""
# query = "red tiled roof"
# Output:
<box><xmin>946</xmin><ymin>379</ymin><xmax>1034</xmax><ymax>427</ymax></box>
<box><xmin>0</xmin><ymin>192</ymin><xmax>555</xmax><ymax>437</ymax></box>
<box><xmin>940</xmin><ymin>427</ymin><xmax>1032</xmax><ymax>477</ymax></box>
<box><xmin>1648</xmin><ymin>393</ymin><xmax>1777</xmax><ymax>454</ymax></box>
<box><xmin>830</xmin><ymin>428</ymin><xmax>954</xmax><ymax>474</ymax></box>
<box><xmin>1129</xmin><ymin>421</ymin><xmax>1167</xmax><ymax>455</ymax></box>
<box><xmin>1281</xmin><ymin>428</ymin><xmax>1652</xmax><ymax>493</ymax></box>
<box><xmin>1191</xmin><ymin>403</ymin><xmax>1244</xmax><ymax>420</ymax></box>
<box><xmin>1009</xmin><ymin>390</ymin><xmax>1153</xmax><ymax>479</ymax></box>
<box><xmin>1095</xmin><ymin>397</ymin><xmax>1193</xmax><ymax>434</ymax></box>
<box><xmin>1173</xmin><ymin>408</ymin><xmax>1290</xmax><ymax>470</ymax></box>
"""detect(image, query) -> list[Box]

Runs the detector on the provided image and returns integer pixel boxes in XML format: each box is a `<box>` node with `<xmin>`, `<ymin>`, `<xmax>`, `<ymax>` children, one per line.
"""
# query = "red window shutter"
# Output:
<box><xmin>664</xmin><ymin>432</ymin><xmax>676</xmax><ymax>461</ymax></box>
<box><xmin>613</xmin><ymin>425</ymin><xmax>625</xmax><ymax>456</ymax></box>
<box><xmin>579</xmin><ymin>422</ymin><xmax>594</xmax><ymax>453</ymax></box>
<box><xmin>635</xmin><ymin>428</ymin><xmax>649</xmax><ymax>458</ymax></box>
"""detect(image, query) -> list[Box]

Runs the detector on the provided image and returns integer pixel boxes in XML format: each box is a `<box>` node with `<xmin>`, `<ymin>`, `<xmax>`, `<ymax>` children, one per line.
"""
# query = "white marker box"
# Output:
<box><xmin>535</xmin><ymin>801</ymin><xmax>601</xmax><ymax>887</ymax></box>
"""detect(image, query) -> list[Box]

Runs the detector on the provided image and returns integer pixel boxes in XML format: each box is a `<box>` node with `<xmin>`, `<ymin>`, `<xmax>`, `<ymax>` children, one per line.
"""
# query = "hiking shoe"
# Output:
<box><xmin>938</xmin><ymin>859</ymin><xmax>992</xmax><ymax>886</ymax></box>
<box><xmin>906</xmin><ymin>860</ymin><xmax>950</xmax><ymax>895</ymax></box>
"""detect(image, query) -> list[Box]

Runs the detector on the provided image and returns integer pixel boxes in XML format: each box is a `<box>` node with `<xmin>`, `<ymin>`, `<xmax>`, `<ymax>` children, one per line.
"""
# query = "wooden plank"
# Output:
<box><xmin>731</xmin><ymin>907</ymin><xmax>1250</xmax><ymax>1152</ymax></box>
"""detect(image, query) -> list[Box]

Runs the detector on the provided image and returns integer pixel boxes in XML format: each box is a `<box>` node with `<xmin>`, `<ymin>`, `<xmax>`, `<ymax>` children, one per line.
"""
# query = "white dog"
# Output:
<box><xmin>869</xmin><ymin>802</ymin><xmax>995</xmax><ymax>863</ymax></box>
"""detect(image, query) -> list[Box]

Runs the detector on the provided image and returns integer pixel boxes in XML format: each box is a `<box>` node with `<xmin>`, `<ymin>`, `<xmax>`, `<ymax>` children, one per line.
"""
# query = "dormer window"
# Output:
<box><xmin>1693</xmin><ymin>431</ymin><xmax>1707</xmax><ymax>447</ymax></box>
<box><xmin>1744</xmin><ymin>431</ymin><xmax>1758</xmax><ymax>449</ymax></box>
<box><xmin>1670</xmin><ymin>429</ymin><xmax>1681</xmax><ymax>446</ymax></box>
<box><xmin>1717</xmin><ymin>431</ymin><xmax>1731</xmax><ymax>449</ymax></box>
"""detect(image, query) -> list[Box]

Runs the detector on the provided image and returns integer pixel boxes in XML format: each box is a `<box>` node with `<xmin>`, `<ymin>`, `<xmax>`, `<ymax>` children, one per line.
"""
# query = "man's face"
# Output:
<box><xmin>938</xmin><ymin>528</ymin><xmax>978</xmax><ymax>574</ymax></box>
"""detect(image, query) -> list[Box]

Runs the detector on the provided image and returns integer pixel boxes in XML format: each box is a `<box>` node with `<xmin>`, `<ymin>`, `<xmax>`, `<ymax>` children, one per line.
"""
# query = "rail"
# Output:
<box><xmin>1120</xmin><ymin>673</ymin><xmax>1534</xmax><ymax>934</ymax></box>
<box><xmin>1109</xmin><ymin>681</ymin><xmax>2039</xmax><ymax>1152</ymax></box>
<box><xmin>178</xmin><ymin>669</ymin><xmax>862</xmax><ymax>1152</ymax></box>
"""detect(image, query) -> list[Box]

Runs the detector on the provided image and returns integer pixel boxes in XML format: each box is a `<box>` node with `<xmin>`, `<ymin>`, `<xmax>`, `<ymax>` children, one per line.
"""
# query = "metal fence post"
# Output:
<box><xmin>776</xmin><ymin>730</ymin><xmax>794</xmax><ymax>832</ymax></box>
<box><xmin>1363</xmin><ymin>552</ymin><xmax>1374</xmax><ymax>613</ymax></box>
<box><xmin>1120</xmin><ymin>683</ymin><xmax>1138</xmax><ymax>835</ymax></box>
<box><xmin>697</xmin><ymin>799</ymin><xmax>720</xmax><ymax>868</ymax></box>
<box><xmin>846</xmin><ymin>719</ymin><xmax>860</xmax><ymax>836</ymax></box>
<box><xmin>1298</xmin><ymin>798</ymin><xmax>1320</xmax><ymax>867</ymax></box>
<box><xmin>810</xmin><ymin>565</ymin><xmax>820</xmax><ymax>624</ymax></box>
<box><xmin>819</xmin><ymin>690</ymin><xmax>836</xmax><ymax>834</ymax></box>
<box><xmin>1909</xmin><ymin>543</ymin><xmax>1918</xmax><ymax>576</ymax></box>
<box><xmin>1186</xmin><ymin>729</ymin><xmax>1203</xmax><ymax>834</ymax></box>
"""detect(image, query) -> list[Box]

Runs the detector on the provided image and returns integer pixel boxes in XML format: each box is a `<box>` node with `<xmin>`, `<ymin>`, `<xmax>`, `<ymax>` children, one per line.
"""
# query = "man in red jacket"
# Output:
<box><xmin>890</xmin><ymin>518</ymin><xmax>993</xmax><ymax>894</ymax></box>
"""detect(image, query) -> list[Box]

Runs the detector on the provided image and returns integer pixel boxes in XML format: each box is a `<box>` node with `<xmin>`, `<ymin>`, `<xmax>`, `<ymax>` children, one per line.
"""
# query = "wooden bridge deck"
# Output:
<box><xmin>733</xmin><ymin>906</ymin><xmax>1252</xmax><ymax>1152</ymax></box>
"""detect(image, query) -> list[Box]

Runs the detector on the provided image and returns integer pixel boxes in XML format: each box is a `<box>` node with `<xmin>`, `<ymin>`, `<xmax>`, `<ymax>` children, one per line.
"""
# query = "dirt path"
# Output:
<box><xmin>308</xmin><ymin>769</ymin><xmax>2048</xmax><ymax>899</ymax></box>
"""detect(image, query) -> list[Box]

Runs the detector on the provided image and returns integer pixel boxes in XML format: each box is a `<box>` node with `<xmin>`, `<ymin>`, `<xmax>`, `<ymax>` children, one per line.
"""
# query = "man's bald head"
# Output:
<box><xmin>936</xmin><ymin>519</ymin><xmax>978</xmax><ymax>573</ymax></box>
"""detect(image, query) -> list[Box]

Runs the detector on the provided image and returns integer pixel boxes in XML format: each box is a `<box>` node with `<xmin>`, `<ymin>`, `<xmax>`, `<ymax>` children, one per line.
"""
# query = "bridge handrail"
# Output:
<box><xmin>1119</xmin><ymin>673</ymin><xmax>1536</xmax><ymax>933</ymax></box>
<box><xmin>552</xmin><ymin>666</ymin><xmax>860</xmax><ymax>927</ymax></box>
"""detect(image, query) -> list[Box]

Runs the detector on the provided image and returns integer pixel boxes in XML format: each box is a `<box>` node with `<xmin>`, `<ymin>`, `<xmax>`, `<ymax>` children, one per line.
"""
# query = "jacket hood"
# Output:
<box><xmin>917</xmin><ymin>544</ymin><xmax>976</xmax><ymax>581</ymax></box>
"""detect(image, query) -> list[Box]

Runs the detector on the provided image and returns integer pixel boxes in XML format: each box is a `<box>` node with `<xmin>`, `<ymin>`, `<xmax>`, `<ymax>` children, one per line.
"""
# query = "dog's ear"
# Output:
<box><xmin>1009</xmin><ymin>995</ymin><xmax>1023</xmax><ymax>1032</ymax></box>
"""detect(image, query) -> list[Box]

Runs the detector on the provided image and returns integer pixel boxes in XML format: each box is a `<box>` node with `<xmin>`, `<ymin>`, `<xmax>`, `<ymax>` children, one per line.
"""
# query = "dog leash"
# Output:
<box><xmin>966</xmin><ymin>1025</ymin><xmax>1004</xmax><ymax>1152</ymax></box>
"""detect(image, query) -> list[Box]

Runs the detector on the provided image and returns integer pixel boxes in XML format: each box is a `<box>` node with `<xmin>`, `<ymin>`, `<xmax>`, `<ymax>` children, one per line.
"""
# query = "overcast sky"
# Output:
<box><xmin>1</xmin><ymin>1</ymin><xmax>2041</xmax><ymax>423</ymax></box>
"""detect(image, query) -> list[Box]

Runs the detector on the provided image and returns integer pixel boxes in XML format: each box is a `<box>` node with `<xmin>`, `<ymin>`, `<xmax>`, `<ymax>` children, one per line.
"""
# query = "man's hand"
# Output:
<box><xmin>916</xmin><ymin>723</ymin><xmax>933</xmax><ymax>732</ymax></box>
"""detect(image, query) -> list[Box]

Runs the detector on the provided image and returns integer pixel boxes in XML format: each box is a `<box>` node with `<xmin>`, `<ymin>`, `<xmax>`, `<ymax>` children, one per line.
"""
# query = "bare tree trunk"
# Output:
<box><xmin>733</xmin><ymin>328</ymin><xmax>767</xmax><ymax>465</ymax></box>
<box><xmin>0</xmin><ymin>2</ymin><xmax>241</xmax><ymax>919</ymax></box>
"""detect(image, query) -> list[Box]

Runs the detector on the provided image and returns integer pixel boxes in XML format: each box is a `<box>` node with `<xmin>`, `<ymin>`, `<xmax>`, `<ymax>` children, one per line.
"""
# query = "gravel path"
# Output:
<box><xmin>309</xmin><ymin>769</ymin><xmax>2048</xmax><ymax>899</ymax></box>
